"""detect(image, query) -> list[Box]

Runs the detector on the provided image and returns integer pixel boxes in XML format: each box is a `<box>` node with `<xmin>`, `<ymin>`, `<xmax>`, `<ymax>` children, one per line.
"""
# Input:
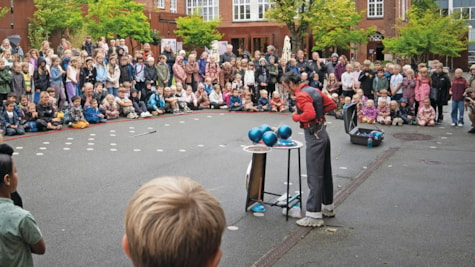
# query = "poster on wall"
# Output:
<box><xmin>176</xmin><ymin>42</ymin><xmax>183</xmax><ymax>52</ymax></box>
<box><xmin>161</xmin><ymin>39</ymin><xmax>177</xmax><ymax>54</ymax></box>
<box><xmin>218</xmin><ymin>41</ymin><xmax>228</xmax><ymax>55</ymax></box>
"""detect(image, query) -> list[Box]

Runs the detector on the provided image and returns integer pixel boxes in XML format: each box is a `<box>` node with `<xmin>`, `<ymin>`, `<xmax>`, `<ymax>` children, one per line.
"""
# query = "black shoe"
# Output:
<box><xmin>468</xmin><ymin>128</ymin><xmax>475</xmax><ymax>134</ymax></box>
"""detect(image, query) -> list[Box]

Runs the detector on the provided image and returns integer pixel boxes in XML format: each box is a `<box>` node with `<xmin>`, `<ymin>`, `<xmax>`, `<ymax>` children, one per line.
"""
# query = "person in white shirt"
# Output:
<box><xmin>390</xmin><ymin>64</ymin><xmax>404</xmax><ymax>101</ymax></box>
<box><xmin>341</xmin><ymin>64</ymin><xmax>354</xmax><ymax>98</ymax></box>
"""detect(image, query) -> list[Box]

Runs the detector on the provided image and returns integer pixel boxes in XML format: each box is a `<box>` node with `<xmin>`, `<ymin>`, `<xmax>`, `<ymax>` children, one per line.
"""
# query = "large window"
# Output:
<box><xmin>367</xmin><ymin>0</ymin><xmax>383</xmax><ymax>18</ymax></box>
<box><xmin>170</xmin><ymin>0</ymin><xmax>177</xmax><ymax>13</ymax></box>
<box><xmin>186</xmin><ymin>0</ymin><xmax>219</xmax><ymax>21</ymax></box>
<box><xmin>233</xmin><ymin>0</ymin><xmax>274</xmax><ymax>22</ymax></box>
<box><xmin>157</xmin><ymin>0</ymin><xmax>164</xmax><ymax>9</ymax></box>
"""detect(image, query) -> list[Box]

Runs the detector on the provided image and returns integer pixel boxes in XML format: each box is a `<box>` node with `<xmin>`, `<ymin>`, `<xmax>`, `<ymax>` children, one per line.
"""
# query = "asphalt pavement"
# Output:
<box><xmin>3</xmin><ymin>106</ymin><xmax>474</xmax><ymax>267</ymax></box>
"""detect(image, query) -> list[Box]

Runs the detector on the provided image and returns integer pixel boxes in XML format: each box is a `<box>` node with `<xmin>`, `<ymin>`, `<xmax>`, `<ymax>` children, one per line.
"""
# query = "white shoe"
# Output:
<box><xmin>451</xmin><ymin>123</ymin><xmax>456</xmax><ymax>126</ymax></box>
<box><xmin>140</xmin><ymin>112</ymin><xmax>147</xmax><ymax>118</ymax></box>
<box><xmin>458</xmin><ymin>123</ymin><xmax>464</xmax><ymax>127</ymax></box>
<box><xmin>145</xmin><ymin>112</ymin><xmax>153</xmax><ymax>117</ymax></box>
<box><xmin>296</xmin><ymin>216</ymin><xmax>324</xmax><ymax>227</ymax></box>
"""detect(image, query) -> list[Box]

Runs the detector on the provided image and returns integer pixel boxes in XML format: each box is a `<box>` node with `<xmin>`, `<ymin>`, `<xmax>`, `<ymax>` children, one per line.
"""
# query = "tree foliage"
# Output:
<box><xmin>309</xmin><ymin>0</ymin><xmax>375</xmax><ymax>52</ymax></box>
<box><xmin>267</xmin><ymin>0</ymin><xmax>374</xmax><ymax>53</ymax></box>
<box><xmin>85</xmin><ymin>0</ymin><xmax>152</xmax><ymax>44</ymax></box>
<box><xmin>383</xmin><ymin>5</ymin><xmax>468</xmax><ymax>64</ymax></box>
<box><xmin>28</xmin><ymin>0</ymin><xmax>83</xmax><ymax>48</ymax></box>
<box><xmin>174</xmin><ymin>14</ymin><xmax>222</xmax><ymax>50</ymax></box>
<box><xmin>0</xmin><ymin>7</ymin><xmax>8</xmax><ymax>19</ymax></box>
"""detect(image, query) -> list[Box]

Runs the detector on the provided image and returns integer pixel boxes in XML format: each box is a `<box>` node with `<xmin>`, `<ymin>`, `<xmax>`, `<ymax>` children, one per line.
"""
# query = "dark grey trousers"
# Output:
<box><xmin>304</xmin><ymin>126</ymin><xmax>334</xmax><ymax>214</ymax></box>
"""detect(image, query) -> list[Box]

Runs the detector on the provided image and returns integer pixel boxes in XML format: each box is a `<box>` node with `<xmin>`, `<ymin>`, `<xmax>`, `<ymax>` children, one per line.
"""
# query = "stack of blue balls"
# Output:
<box><xmin>248</xmin><ymin>124</ymin><xmax>293</xmax><ymax>147</ymax></box>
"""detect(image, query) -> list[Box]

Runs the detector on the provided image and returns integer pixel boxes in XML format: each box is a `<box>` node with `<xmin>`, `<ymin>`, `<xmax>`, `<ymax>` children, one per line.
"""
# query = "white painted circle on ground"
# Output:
<box><xmin>129</xmin><ymin>127</ymin><xmax>135</xmax><ymax>129</ymax></box>
<box><xmin>197</xmin><ymin>144</ymin><xmax>205</xmax><ymax>147</ymax></box>
<box><xmin>219</xmin><ymin>113</ymin><xmax>224</xmax><ymax>115</ymax></box>
<box><xmin>207</xmin><ymin>115</ymin><xmax>213</xmax><ymax>118</ymax></box>
<box><xmin>36</xmin><ymin>153</ymin><xmax>43</xmax><ymax>156</ymax></box>
<box><xmin>156</xmin><ymin>149</ymin><xmax>164</xmax><ymax>152</ymax></box>
<box><xmin>43</xmin><ymin>142</ymin><xmax>50</xmax><ymax>145</ymax></box>
<box><xmin>194</xmin><ymin>118</ymin><xmax>199</xmax><ymax>120</ymax></box>
<box><xmin>147</xmin><ymin>127</ymin><xmax>154</xmax><ymax>130</ymax></box>
<box><xmin>67</xmin><ymin>137</ymin><xmax>74</xmax><ymax>140</ymax></box>
<box><xmin>339</xmin><ymin>166</ymin><xmax>348</xmax><ymax>170</ymax></box>
<box><xmin>446</xmin><ymin>132</ymin><xmax>453</xmax><ymax>135</ymax></box>
<box><xmin>219</xmin><ymin>145</ymin><xmax>226</xmax><ymax>147</ymax></box>
<box><xmin>164</xmin><ymin>124</ymin><xmax>170</xmax><ymax>127</ymax></box>
<box><xmin>129</xmin><ymin>131</ymin><xmax>135</xmax><ymax>133</ymax></box>
<box><xmin>388</xmin><ymin>165</ymin><xmax>393</xmax><ymax>168</ymax></box>
<box><xmin>179</xmin><ymin>121</ymin><xmax>185</xmax><ymax>124</ymax></box>
<box><xmin>227</xmin><ymin>226</ymin><xmax>239</xmax><ymax>231</ymax></box>
<box><xmin>326</xmin><ymin>121</ymin><xmax>332</xmax><ymax>124</ymax></box>
<box><xmin>65</xmin><ymin>142</ymin><xmax>72</xmax><ymax>145</ymax></box>
<box><xmin>363</xmin><ymin>166</ymin><xmax>367</xmax><ymax>169</ymax></box>
<box><xmin>429</xmin><ymin>146</ymin><xmax>437</xmax><ymax>149</ymax></box>
<box><xmin>12</xmin><ymin>152</ymin><xmax>19</xmax><ymax>156</ymax></box>
<box><xmin>90</xmin><ymin>133</ymin><xmax>96</xmax><ymax>136</ymax></box>
<box><xmin>110</xmin><ymin>148</ymin><xmax>117</xmax><ymax>152</ymax></box>
<box><xmin>110</xmin><ymin>143</ymin><xmax>117</xmax><ymax>146</ymax></box>
<box><xmin>298</xmin><ymin>132</ymin><xmax>304</xmax><ymax>135</ymax></box>
<box><xmin>110</xmin><ymin>134</ymin><xmax>116</xmax><ymax>137</ymax></box>
<box><xmin>441</xmin><ymin>136</ymin><xmax>447</xmax><ymax>139</ymax></box>
<box><xmin>86</xmin><ymin>148</ymin><xmax>94</xmax><ymax>151</ymax></box>
<box><xmin>63</xmin><ymin>147</ymin><xmax>70</xmax><ymax>151</ymax></box>
<box><xmin>16</xmin><ymin>146</ymin><xmax>23</xmax><ymax>150</ymax></box>
<box><xmin>88</xmin><ymin>143</ymin><xmax>94</xmax><ymax>146</ymax></box>
<box><xmin>88</xmin><ymin>138</ymin><xmax>95</xmax><ymax>141</ymax></box>
<box><xmin>253</xmin><ymin>212</ymin><xmax>265</xmax><ymax>217</ymax></box>
<box><xmin>110</xmin><ymin>130</ymin><xmax>116</xmax><ymax>133</ymax></box>
<box><xmin>133</xmin><ymin>149</ymin><xmax>141</xmax><ymax>152</ymax></box>
<box><xmin>179</xmin><ymin>149</ymin><xmax>186</xmax><ymax>152</ymax></box>
<box><xmin>39</xmin><ymin>147</ymin><xmax>47</xmax><ymax>150</ymax></box>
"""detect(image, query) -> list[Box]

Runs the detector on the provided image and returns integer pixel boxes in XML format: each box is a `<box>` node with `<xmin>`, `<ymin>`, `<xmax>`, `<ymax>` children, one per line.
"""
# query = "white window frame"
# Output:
<box><xmin>367</xmin><ymin>0</ymin><xmax>384</xmax><ymax>18</ymax></box>
<box><xmin>232</xmin><ymin>0</ymin><xmax>274</xmax><ymax>22</ymax></box>
<box><xmin>170</xmin><ymin>0</ymin><xmax>177</xmax><ymax>13</ymax></box>
<box><xmin>186</xmin><ymin>0</ymin><xmax>219</xmax><ymax>22</ymax></box>
<box><xmin>157</xmin><ymin>0</ymin><xmax>164</xmax><ymax>9</ymax></box>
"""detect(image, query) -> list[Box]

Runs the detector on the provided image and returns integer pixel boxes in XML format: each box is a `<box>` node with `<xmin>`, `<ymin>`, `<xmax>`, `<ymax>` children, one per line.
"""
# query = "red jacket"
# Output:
<box><xmin>292</xmin><ymin>83</ymin><xmax>337</xmax><ymax>125</ymax></box>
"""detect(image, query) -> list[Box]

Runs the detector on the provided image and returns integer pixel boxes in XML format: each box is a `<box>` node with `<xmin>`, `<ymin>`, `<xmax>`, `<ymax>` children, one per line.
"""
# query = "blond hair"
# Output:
<box><xmin>125</xmin><ymin>176</ymin><xmax>226</xmax><ymax>267</ymax></box>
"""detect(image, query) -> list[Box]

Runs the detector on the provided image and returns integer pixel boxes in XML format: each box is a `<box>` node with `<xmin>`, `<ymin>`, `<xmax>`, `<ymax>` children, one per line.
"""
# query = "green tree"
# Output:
<box><xmin>0</xmin><ymin>7</ymin><xmax>8</xmax><ymax>19</ymax></box>
<box><xmin>309</xmin><ymin>0</ymin><xmax>375</xmax><ymax>53</ymax></box>
<box><xmin>28</xmin><ymin>0</ymin><xmax>83</xmax><ymax>48</ymax></box>
<box><xmin>85</xmin><ymin>0</ymin><xmax>152</xmax><ymax>51</ymax></box>
<box><xmin>174</xmin><ymin>14</ymin><xmax>222</xmax><ymax>50</ymax></box>
<box><xmin>383</xmin><ymin>5</ymin><xmax>468</xmax><ymax>64</ymax></box>
<box><xmin>266</xmin><ymin>0</ymin><xmax>374</xmax><ymax>53</ymax></box>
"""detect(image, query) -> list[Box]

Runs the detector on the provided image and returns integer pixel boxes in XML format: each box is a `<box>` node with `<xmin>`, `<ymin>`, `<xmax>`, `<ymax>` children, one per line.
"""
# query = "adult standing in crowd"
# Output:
<box><xmin>198</xmin><ymin>51</ymin><xmax>208</xmax><ymax>82</ymax></box>
<box><xmin>325</xmin><ymin>53</ymin><xmax>339</xmax><ymax>76</ymax></box>
<box><xmin>265</xmin><ymin>45</ymin><xmax>279</xmax><ymax>64</ymax></box>
<box><xmin>308</xmin><ymin>51</ymin><xmax>326</xmax><ymax>85</ymax></box>
<box><xmin>296</xmin><ymin>50</ymin><xmax>309</xmax><ymax>75</ymax></box>
<box><xmin>220</xmin><ymin>44</ymin><xmax>236</xmax><ymax>66</ymax></box>
<box><xmin>162</xmin><ymin>44</ymin><xmax>175</xmax><ymax>86</ymax></box>
<box><xmin>281</xmin><ymin>71</ymin><xmax>337</xmax><ymax>227</ymax></box>
<box><xmin>81</xmin><ymin>36</ymin><xmax>96</xmax><ymax>57</ymax></box>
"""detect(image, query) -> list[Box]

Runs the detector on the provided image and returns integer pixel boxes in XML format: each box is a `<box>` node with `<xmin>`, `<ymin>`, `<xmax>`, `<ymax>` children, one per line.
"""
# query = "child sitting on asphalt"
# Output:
<box><xmin>399</xmin><ymin>98</ymin><xmax>415</xmax><ymax>125</ymax></box>
<box><xmin>69</xmin><ymin>96</ymin><xmax>89</xmax><ymax>129</ymax></box>
<box><xmin>84</xmin><ymin>98</ymin><xmax>107</xmax><ymax>124</ymax></box>
<box><xmin>257</xmin><ymin>89</ymin><xmax>271</xmax><ymax>111</ymax></box>
<box><xmin>101</xmin><ymin>94</ymin><xmax>120</xmax><ymax>120</ymax></box>
<box><xmin>147</xmin><ymin>86</ymin><xmax>165</xmax><ymax>116</ymax></box>
<box><xmin>417</xmin><ymin>97</ymin><xmax>436</xmax><ymax>126</ymax></box>
<box><xmin>116</xmin><ymin>88</ymin><xmax>139</xmax><ymax>119</ymax></box>
<box><xmin>270</xmin><ymin>91</ymin><xmax>285</xmax><ymax>112</ymax></box>
<box><xmin>229</xmin><ymin>88</ymin><xmax>243</xmax><ymax>111</ymax></box>
<box><xmin>122</xmin><ymin>176</ymin><xmax>225</xmax><ymax>267</ymax></box>
<box><xmin>362</xmin><ymin>99</ymin><xmax>377</xmax><ymax>124</ymax></box>
<box><xmin>389</xmin><ymin>100</ymin><xmax>403</xmax><ymax>126</ymax></box>
<box><xmin>376</xmin><ymin>99</ymin><xmax>391</xmax><ymax>125</ymax></box>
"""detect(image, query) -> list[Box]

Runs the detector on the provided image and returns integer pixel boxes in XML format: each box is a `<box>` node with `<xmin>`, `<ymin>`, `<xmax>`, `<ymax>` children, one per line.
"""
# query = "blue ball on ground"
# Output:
<box><xmin>248</xmin><ymin>127</ymin><xmax>263</xmax><ymax>143</ymax></box>
<box><xmin>259</xmin><ymin>124</ymin><xmax>272</xmax><ymax>134</ymax></box>
<box><xmin>262</xmin><ymin>131</ymin><xmax>278</xmax><ymax>146</ymax></box>
<box><xmin>277</xmin><ymin>125</ymin><xmax>292</xmax><ymax>139</ymax></box>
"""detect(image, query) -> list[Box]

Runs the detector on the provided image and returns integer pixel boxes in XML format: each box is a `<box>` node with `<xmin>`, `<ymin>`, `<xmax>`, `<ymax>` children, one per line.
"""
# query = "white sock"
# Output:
<box><xmin>306</xmin><ymin>211</ymin><xmax>322</xmax><ymax>219</ymax></box>
<box><xmin>322</xmin><ymin>203</ymin><xmax>334</xmax><ymax>211</ymax></box>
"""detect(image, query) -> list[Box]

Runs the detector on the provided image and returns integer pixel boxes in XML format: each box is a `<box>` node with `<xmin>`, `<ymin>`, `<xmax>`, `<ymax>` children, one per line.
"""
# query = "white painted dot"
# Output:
<box><xmin>429</xmin><ymin>146</ymin><xmax>437</xmax><ymax>149</ymax></box>
<box><xmin>12</xmin><ymin>152</ymin><xmax>19</xmax><ymax>156</ymax></box>
<box><xmin>284</xmin><ymin>182</ymin><xmax>293</xmax><ymax>185</ymax></box>
<box><xmin>88</xmin><ymin>138</ymin><xmax>95</xmax><ymax>141</ymax></box>
<box><xmin>88</xmin><ymin>143</ymin><xmax>94</xmax><ymax>146</ymax></box>
<box><xmin>129</xmin><ymin>131</ymin><xmax>135</xmax><ymax>133</ymax></box>
<box><xmin>197</xmin><ymin>144</ymin><xmax>205</xmax><ymax>147</ymax></box>
<box><xmin>39</xmin><ymin>147</ymin><xmax>47</xmax><ymax>150</ymax></box>
<box><xmin>133</xmin><ymin>149</ymin><xmax>141</xmax><ymax>152</ymax></box>
<box><xmin>156</xmin><ymin>149</ymin><xmax>164</xmax><ymax>152</ymax></box>
<box><xmin>43</xmin><ymin>141</ymin><xmax>50</xmax><ymax>145</ymax></box>
<box><xmin>36</xmin><ymin>153</ymin><xmax>43</xmax><ymax>156</ymax></box>
<box><xmin>179</xmin><ymin>121</ymin><xmax>185</xmax><ymax>124</ymax></box>
<box><xmin>90</xmin><ymin>133</ymin><xmax>96</xmax><ymax>136</ymax></box>
<box><xmin>253</xmin><ymin>212</ymin><xmax>265</xmax><ymax>217</ymax></box>
<box><xmin>110</xmin><ymin>130</ymin><xmax>116</xmax><ymax>133</ymax></box>
<box><xmin>326</xmin><ymin>121</ymin><xmax>332</xmax><ymax>124</ymax></box>
<box><xmin>15</xmin><ymin>146</ymin><xmax>23</xmax><ymax>150</ymax></box>
<box><xmin>129</xmin><ymin>126</ymin><xmax>135</xmax><ymax>129</ymax></box>
<box><xmin>67</xmin><ymin>137</ymin><xmax>74</xmax><ymax>140</ymax></box>
<box><xmin>194</xmin><ymin>118</ymin><xmax>199</xmax><ymax>120</ymax></box>
<box><xmin>110</xmin><ymin>143</ymin><xmax>117</xmax><ymax>146</ymax></box>
<box><xmin>219</xmin><ymin>113</ymin><xmax>224</xmax><ymax>115</ymax></box>
<box><xmin>63</xmin><ymin>147</ymin><xmax>71</xmax><ymax>151</ymax></box>
<box><xmin>110</xmin><ymin>148</ymin><xmax>117</xmax><ymax>152</ymax></box>
<box><xmin>179</xmin><ymin>149</ymin><xmax>186</xmax><ymax>152</ymax></box>
<box><xmin>164</xmin><ymin>124</ymin><xmax>170</xmax><ymax>127</ymax></box>
<box><xmin>65</xmin><ymin>142</ymin><xmax>72</xmax><ymax>145</ymax></box>
<box><xmin>147</xmin><ymin>127</ymin><xmax>154</xmax><ymax>130</ymax></box>
<box><xmin>446</xmin><ymin>132</ymin><xmax>453</xmax><ymax>135</ymax></box>
<box><xmin>207</xmin><ymin>115</ymin><xmax>213</xmax><ymax>118</ymax></box>
<box><xmin>339</xmin><ymin>166</ymin><xmax>348</xmax><ymax>170</ymax></box>
<box><xmin>441</xmin><ymin>136</ymin><xmax>447</xmax><ymax>139</ymax></box>
<box><xmin>219</xmin><ymin>144</ymin><xmax>226</xmax><ymax>147</ymax></box>
<box><xmin>388</xmin><ymin>165</ymin><xmax>393</xmax><ymax>168</ymax></box>
<box><xmin>298</xmin><ymin>132</ymin><xmax>304</xmax><ymax>135</ymax></box>
<box><xmin>227</xmin><ymin>226</ymin><xmax>239</xmax><ymax>231</ymax></box>
<box><xmin>110</xmin><ymin>134</ymin><xmax>116</xmax><ymax>137</ymax></box>
<box><xmin>363</xmin><ymin>166</ymin><xmax>367</xmax><ymax>169</ymax></box>
<box><xmin>86</xmin><ymin>148</ymin><xmax>94</xmax><ymax>151</ymax></box>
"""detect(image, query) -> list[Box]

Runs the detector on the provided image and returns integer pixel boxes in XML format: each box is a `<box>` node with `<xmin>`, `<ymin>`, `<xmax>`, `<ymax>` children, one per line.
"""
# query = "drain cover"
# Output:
<box><xmin>393</xmin><ymin>133</ymin><xmax>433</xmax><ymax>141</ymax></box>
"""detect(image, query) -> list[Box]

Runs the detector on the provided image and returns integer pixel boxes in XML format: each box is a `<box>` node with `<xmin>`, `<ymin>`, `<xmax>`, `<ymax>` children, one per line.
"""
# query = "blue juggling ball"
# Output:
<box><xmin>262</xmin><ymin>131</ymin><xmax>278</xmax><ymax>146</ymax></box>
<box><xmin>248</xmin><ymin>127</ymin><xmax>263</xmax><ymax>143</ymax></box>
<box><xmin>277</xmin><ymin>125</ymin><xmax>292</xmax><ymax>139</ymax></box>
<box><xmin>259</xmin><ymin>124</ymin><xmax>272</xmax><ymax>133</ymax></box>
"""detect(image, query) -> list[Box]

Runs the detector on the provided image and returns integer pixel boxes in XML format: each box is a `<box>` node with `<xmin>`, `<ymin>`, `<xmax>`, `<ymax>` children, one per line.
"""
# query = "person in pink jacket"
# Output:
<box><xmin>362</xmin><ymin>99</ymin><xmax>377</xmax><ymax>124</ymax></box>
<box><xmin>185</xmin><ymin>54</ymin><xmax>200</xmax><ymax>92</ymax></box>
<box><xmin>415</xmin><ymin>67</ymin><xmax>431</xmax><ymax>113</ymax></box>
<box><xmin>172</xmin><ymin>56</ymin><xmax>187</xmax><ymax>84</ymax></box>
<box><xmin>417</xmin><ymin>97</ymin><xmax>436</xmax><ymax>126</ymax></box>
